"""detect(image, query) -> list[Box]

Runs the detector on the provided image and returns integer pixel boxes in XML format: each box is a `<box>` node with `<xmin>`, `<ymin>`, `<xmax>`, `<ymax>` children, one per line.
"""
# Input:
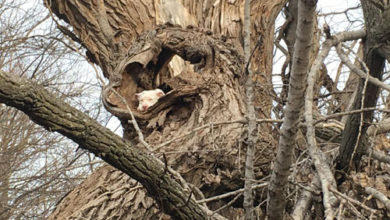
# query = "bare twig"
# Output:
<box><xmin>318</xmin><ymin>107</ymin><xmax>390</xmax><ymax>123</ymax></box>
<box><xmin>300</xmin><ymin>31</ymin><xmax>370</xmax><ymax>219</ymax></box>
<box><xmin>367</xmin><ymin>117</ymin><xmax>390</xmax><ymax>136</ymax></box>
<box><xmin>336</xmin><ymin>200</ymin><xmax>345</xmax><ymax>219</ymax></box>
<box><xmin>347</xmin><ymin>44</ymin><xmax>370</xmax><ymax>172</ymax></box>
<box><xmin>155</xmin><ymin>119</ymin><xmax>245</xmax><ymax>151</ymax></box>
<box><xmin>197</xmin><ymin>183</ymin><xmax>268</xmax><ymax>204</ymax></box>
<box><xmin>336</xmin><ymin>44</ymin><xmax>390</xmax><ymax>92</ymax></box>
<box><xmin>289</xmin><ymin>181</ymin><xmax>321</xmax><ymax>195</ymax></box>
<box><xmin>109</xmin><ymin>88</ymin><xmax>152</xmax><ymax>151</ymax></box>
<box><xmin>319</xmin><ymin>5</ymin><xmax>361</xmax><ymax>17</ymax></box>
<box><xmin>46</xmin><ymin>0</ymin><xmax>106</xmax><ymax>87</ymax></box>
<box><xmin>155</xmin><ymin>119</ymin><xmax>281</xmax><ymax>151</ymax></box>
<box><xmin>329</xmin><ymin>187</ymin><xmax>380</xmax><ymax>215</ymax></box>
<box><xmin>328</xmin><ymin>40</ymin><xmax>358</xmax><ymax>115</ymax></box>
<box><xmin>291</xmin><ymin>176</ymin><xmax>321</xmax><ymax>220</ymax></box>
<box><xmin>210</xmin><ymin>192</ymin><xmax>243</xmax><ymax>217</ymax></box>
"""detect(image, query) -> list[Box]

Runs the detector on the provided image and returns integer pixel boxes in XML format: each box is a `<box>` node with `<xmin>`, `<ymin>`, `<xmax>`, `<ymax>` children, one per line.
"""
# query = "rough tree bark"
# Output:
<box><xmin>0</xmin><ymin>70</ymin><xmax>211</xmax><ymax>219</ymax></box>
<box><xmin>41</xmin><ymin>0</ymin><xmax>287</xmax><ymax>219</ymax></box>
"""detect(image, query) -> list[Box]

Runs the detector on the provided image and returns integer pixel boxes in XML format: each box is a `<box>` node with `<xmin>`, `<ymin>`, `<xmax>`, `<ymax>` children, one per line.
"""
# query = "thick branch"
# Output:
<box><xmin>267</xmin><ymin>0</ymin><xmax>317</xmax><ymax>219</ymax></box>
<box><xmin>0</xmin><ymin>71</ymin><xmax>213</xmax><ymax>220</ymax></box>
<box><xmin>364</xmin><ymin>187</ymin><xmax>390</xmax><ymax>211</ymax></box>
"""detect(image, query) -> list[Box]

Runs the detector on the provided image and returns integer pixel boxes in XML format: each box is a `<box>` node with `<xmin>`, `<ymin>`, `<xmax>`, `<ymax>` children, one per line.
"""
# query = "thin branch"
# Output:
<box><xmin>318</xmin><ymin>5</ymin><xmax>361</xmax><ymax>17</ymax></box>
<box><xmin>329</xmin><ymin>187</ymin><xmax>380</xmax><ymax>215</ymax></box>
<box><xmin>291</xmin><ymin>176</ymin><xmax>320</xmax><ymax>220</ymax></box>
<box><xmin>317</xmin><ymin>107</ymin><xmax>390</xmax><ymax>123</ymax></box>
<box><xmin>367</xmin><ymin>117</ymin><xmax>390</xmax><ymax>136</ymax></box>
<box><xmin>305</xmin><ymin>26</ymin><xmax>338</xmax><ymax>220</ymax></box>
<box><xmin>348</xmin><ymin>44</ymin><xmax>370</xmax><ymax>172</ymax></box>
<box><xmin>155</xmin><ymin>119</ymin><xmax>282</xmax><ymax>152</ymax></box>
<box><xmin>336</xmin><ymin>200</ymin><xmax>346</xmax><ymax>219</ymax></box>
<box><xmin>210</xmin><ymin>193</ymin><xmax>243</xmax><ymax>216</ymax></box>
<box><xmin>302</xmin><ymin>7</ymin><xmax>367</xmax><ymax>220</ymax></box>
<box><xmin>303</xmin><ymin>18</ymin><xmax>365</xmax><ymax>220</ymax></box>
<box><xmin>289</xmin><ymin>180</ymin><xmax>320</xmax><ymax>195</ymax></box>
<box><xmin>197</xmin><ymin>183</ymin><xmax>268</xmax><ymax>204</ymax></box>
<box><xmin>109</xmin><ymin>87</ymin><xmax>152</xmax><ymax>151</ymax></box>
<box><xmin>154</xmin><ymin>119</ymin><xmax>245</xmax><ymax>151</ymax></box>
<box><xmin>243</xmin><ymin>0</ymin><xmax>256</xmax><ymax>218</ymax></box>
<box><xmin>336</xmin><ymin>44</ymin><xmax>390</xmax><ymax>92</ymax></box>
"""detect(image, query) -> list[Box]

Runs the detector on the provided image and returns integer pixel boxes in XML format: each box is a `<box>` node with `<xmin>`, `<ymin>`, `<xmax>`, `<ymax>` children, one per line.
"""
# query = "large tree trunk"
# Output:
<box><xmin>44</xmin><ymin>0</ymin><xmax>286</xmax><ymax>218</ymax></box>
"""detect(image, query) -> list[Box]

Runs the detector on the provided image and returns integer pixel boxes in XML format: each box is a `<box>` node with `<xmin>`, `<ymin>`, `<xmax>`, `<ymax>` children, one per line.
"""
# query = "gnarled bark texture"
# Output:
<box><xmin>44</xmin><ymin>0</ymin><xmax>286</xmax><ymax>219</ymax></box>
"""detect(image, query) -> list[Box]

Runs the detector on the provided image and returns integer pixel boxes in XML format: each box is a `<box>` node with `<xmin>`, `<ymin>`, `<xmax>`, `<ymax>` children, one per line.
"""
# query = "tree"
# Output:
<box><xmin>1</xmin><ymin>0</ymin><xmax>390</xmax><ymax>219</ymax></box>
<box><xmin>0</xmin><ymin>0</ymin><xmax>105</xmax><ymax>218</ymax></box>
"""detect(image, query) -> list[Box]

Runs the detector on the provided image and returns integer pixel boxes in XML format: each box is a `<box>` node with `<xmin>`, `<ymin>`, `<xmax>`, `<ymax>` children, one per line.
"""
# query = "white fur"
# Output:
<box><xmin>135</xmin><ymin>89</ymin><xmax>165</xmax><ymax>112</ymax></box>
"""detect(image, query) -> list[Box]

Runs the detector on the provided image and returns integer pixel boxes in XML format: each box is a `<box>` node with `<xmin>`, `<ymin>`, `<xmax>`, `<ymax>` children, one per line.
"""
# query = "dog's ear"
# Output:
<box><xmin>156</xmin><ymin>91</ymin><xmax>164</xmax><ymax>97</ymax></box>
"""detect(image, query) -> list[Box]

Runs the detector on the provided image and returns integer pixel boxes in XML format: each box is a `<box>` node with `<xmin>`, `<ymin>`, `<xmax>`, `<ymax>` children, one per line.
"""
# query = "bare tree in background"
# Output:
<box><xmin>0</xmin><ymin>1</ymin><xmax>105</xmax><ymax>219</ymax></box>
<box><xmin>1</xmin><ymin>0</ymin><xmax>390</xmax><ymax>219</ymax></box>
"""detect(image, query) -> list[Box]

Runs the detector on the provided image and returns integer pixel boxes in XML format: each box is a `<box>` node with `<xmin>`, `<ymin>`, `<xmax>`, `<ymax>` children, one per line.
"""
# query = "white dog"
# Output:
<box><xmin>135</xmin><ymin>89</ymin><xmax>165</xmax><ymax>112</ymax></box>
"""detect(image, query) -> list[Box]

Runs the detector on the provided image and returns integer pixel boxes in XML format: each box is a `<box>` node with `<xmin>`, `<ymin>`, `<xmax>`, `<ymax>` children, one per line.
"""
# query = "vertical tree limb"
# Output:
<box><xmin>267</xmin><ymin>0</ymin><xmax>317</xmax><ymax>219</ymax></box>
<box><xmin>243</xmin><ymin>0</ymin><xmax>256</xmax><ymax>219</ymax></box>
